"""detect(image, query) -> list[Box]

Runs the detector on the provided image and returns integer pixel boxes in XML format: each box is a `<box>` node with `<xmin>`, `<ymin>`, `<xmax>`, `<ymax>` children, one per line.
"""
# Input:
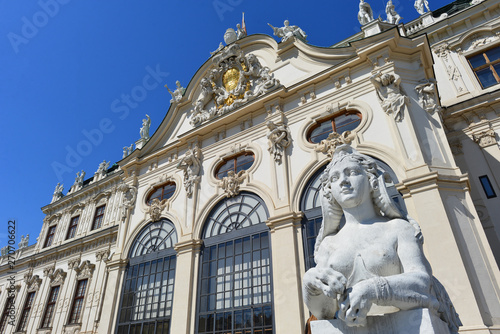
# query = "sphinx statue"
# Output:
<box><xmin>303</xmin><ymin>145</ymin><xmax>461</xmax><ymax>333</ymax></box>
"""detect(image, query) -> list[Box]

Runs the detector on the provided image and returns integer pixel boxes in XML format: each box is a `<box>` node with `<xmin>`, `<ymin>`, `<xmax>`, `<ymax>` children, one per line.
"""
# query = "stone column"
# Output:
<box><xmin>266</xmin><ymin>212</ymin><xmax>306</xmax><ymax>333</ymax></box>
<box><xmin>97</xmin><ymin>258</ymin><xmax>127</xmax><ymax>334</ymax></box>
<box><xmin>170</xmin><ymin>239</ymin><xmax>203</xmax><ymax>334</ymax></box>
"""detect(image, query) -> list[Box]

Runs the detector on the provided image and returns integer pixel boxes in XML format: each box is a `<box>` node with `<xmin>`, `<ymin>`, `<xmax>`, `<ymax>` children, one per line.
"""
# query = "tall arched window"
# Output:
<box><xmin>300</xmin><ymin>158</ymin><xmax>405</xmax><ymax>270</ymax></box>
<box><xmin>116</xmin><ymin>220</ymin><xmax>178</xmax><ymax>334</ymax></box>
<box><xmin>197</xmin><ymin>192</ymin><xmax>274</xmax><ymax>334</ymax></box>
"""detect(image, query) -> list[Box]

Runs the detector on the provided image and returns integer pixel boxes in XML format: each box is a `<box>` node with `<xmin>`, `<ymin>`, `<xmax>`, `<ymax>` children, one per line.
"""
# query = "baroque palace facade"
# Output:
<box><xmin>2</xmin><ymin>0</ymin><xmax>500</xmax><ymax>333</ymax></box>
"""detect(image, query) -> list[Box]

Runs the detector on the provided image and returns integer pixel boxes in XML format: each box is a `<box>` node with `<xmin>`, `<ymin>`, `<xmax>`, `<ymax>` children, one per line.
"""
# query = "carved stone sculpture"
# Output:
<box><xmin>148</xmin><ymin>198</ymin><xmax>166</xmax><ymax>222</ymax></box>
<box><xmin>52</xmin><ymin>183</ymin><xmax>64</xmax><ymax>203</ymax></box>
<box><xmin>18</xmin><ymin>234</ymin><xmax>29</xmax><ymax>249</ymax></box>
<box><xmin>385</xmin><ymin>0</ymin><xmax>402</xmax><ymax>24</ymax></box>
<box><xmin>268</xmin><ymin>20</ymin><xmax>307</xmax><ymax>42</ymax></box>
<box><xmin>303</xmin><ymin>145</ymin><xmax>461</xmax><ymax>333</ymax></box>
<box><xmin>370</xmin><ymin>71</ymin><xmax>409</xmax><ymax>122</ymax></box>
<box><xmin>414</xmin><ymin>0</ymin><xmax>430</xmax><ymax>15</ymax></box>
<box><xmin>0</xmin><ymin>246</ymin><xmax>8</xmax><ymax>257</ymax></box>
<box><xmin>415</xmin><ymin>80</ymin><xmax>441</xmax><ymax>114</ymax></box>
<box><xmin>220</xmin><ymin>170</ymin><xmax>246</xmax><ymax>198</ymax></box>
<box><xmin>122</xmin><ymin>144</ymin><xmax>133</xmax><ymax>158</ymax></box>
<box><xmin>315</xmin><ymin>131</ymin><xmax>356</xmax><ymax>157</ymax></box>
<box><xmin>177</xmin><ymin>145</ymin><xmax>202</xmax><ymax>197</ymax></box>
<box><xmin>236</xmin><ymin>23</ymin><xmax>247</xmax><ymax>40</ymax></box>
<box><xmin>96</xmin><ymin>160</ymin><xmax>110</xmax><ymax>177</ymax></box>
<box><xmin>191</xmin><ymin>44</ymin><xmax>280</xmax><ymax>126</ymax></box>
<box><xmin>140</xmin><ymin>114</ymin><xmax>151</xmax><ymax>140</ymax></box>
<box><xmin>267</xmin><ymin>120</ymin><xmax>291</xmax><ymax>164</ymax></box>
<box><xmin>166</xmin><ymin>81</ymin><xmax>185</xmax><ymax>103</ymax></box>
<box><xmin>358</xmin><ymin>0</ymin><xmax>374</xmax><ymax>25</ymax></box>
<box><xmin>118</xmin><ymin>183</ymin><xmax>137</xmax><ymax>220</ymax></box>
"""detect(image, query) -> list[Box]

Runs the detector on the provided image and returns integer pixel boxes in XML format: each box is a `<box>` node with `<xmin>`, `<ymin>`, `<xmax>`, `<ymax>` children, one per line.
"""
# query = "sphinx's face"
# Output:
<box><xmin>327</xmin><ymin>159</ymin><xmax>371</xmax><ymax>209</ymax></box>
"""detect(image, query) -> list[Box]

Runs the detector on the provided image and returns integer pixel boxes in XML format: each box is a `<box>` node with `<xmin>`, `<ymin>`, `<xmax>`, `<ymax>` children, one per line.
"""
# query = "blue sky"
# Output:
<box><xmin>0</xmin><ymin>0</ymin><xmax>454</xmax><ymax>248</ymax></box>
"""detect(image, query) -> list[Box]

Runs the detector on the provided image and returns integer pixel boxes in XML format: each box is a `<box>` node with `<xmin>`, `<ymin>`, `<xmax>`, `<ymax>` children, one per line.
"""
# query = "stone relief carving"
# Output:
<box><xmin>303</xmin><ymin>145</ymin><xmax>461</xmax><ymax>332</ymax></box>
<box><xmin>190</xmin><ymin>44</ymin><xmax>280</xmax><ymax>126</ymax></box>
<box><xmin>50</xmin><ymin>268</ymin><xmax>67</xmax><ymax>286</ymax></box>
<box><xmin>96</xmin><ymin>249</ymin><xmax>110</xmax><ymax>262</ymax></box>
<box><xmin>165</xmin><ymin>80</ymin><xmax>185</xmax><ymax>103</ymax></box>
<box><xmin>385</xmin><ymin>0</ymin><xmax>402</xmax><ymax>24</ymax></box>
<box><xmin>268</xmin><ymin>20</ymin><xmax>307</xmax><ymax>42</ymax></box>
<box><xmin>315</xmin><ymin>131</ymin><xmax>357</xmax><ymax>157</ymax></box>
<box><xmin>177</xmin><ymin>145</ymin><xmax>202</xmax><ymax>197</ymax></box>
<box><xmin>52</xmin><ymin>183</ymin><xmax>64</xmax><ymax>203</ymax></box>
<box><xmin>220</xmin><ymin>170</ymin><xmax>246</xmax><ymax>198</ymax></box>
<box><xmin>118</xmin><ymin>183</ymin><xmax>137</xmax><ymax>220</ymax></box>
<box><xmin>473</xmin><ymin>129</ymin><xmax>497</xmax><ymax>148</ymax></box>
<box><xmin>358</xmin><ymin>0</ymin><xmax>374</xmax><ymax>25</ymax></box>
<box><xmin>76</xmin><ymin>260</ymin><xmax>95</xmax><ymax>279</ymax></box>
<box><xmin>267</xmin><ymin>120</ymin><xmax>291</xmax><ymax>164</ymax></box>
<box><xmin>68</xmin><ymin>257</ymin><xmax>81</xmax><ymax>270</ymax></box>
<box><xmin>148</xmin><ymin>198</ymin><xmax>167</xmax><ymax>222</ymax></box>
<box><xmin>43</xmin><ymin>265</ymin><xmax>55</xmax><ymax>277</ymax></box>
<box><xmin>433</xmin><ymin>44</ymin><xmax>468</xmax><ymax>95</ymax></box>
<box><xmin>25</xmin><ymin>274</ymin><xmax>42</xmax><ymax>291</ymax></box>
<box><xmin>415</xmin><ymin>80</ymin><xmax>442</xmax><ymax>114</ymax></box>
<box><xmin>370</xmin><ymin>70</ymin><xmax>409</xmax><ymax>121</ymax></box>
<box><xmin>414</xmin><ymin>0</ymin><xmax>430</xmax><ymax>15</ymax></box>
<box><xmin>461</xmin><ymin>31</ymin><xmax>500</xmax><ymax>53</ymax></box>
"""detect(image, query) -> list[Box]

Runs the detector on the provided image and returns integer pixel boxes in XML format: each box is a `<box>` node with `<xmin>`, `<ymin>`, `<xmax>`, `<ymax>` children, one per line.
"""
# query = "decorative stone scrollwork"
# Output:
<box><xmin>76</xmin><ymin>260</ymin><xmax>95</xmax><ymax>279</ymax></box>
<box><xmin>68</xmin><ymin>257</ymin><xmax>81</xmax><ymax>270</ymax></box>
<box><xmin>96</xmin><ymin>249</ymin><xmax>110</xmax><ymax>262</ymax></box>
<box><xmin>25</xmin><ymin>274</ymin><xmax>42</xmax><ymax>291</ymax></box>
<box><xmin>43</xmin><ymin>265</ymin><xmax>55</xmax><ymax>277</ymax></box>
<box><xmin>370</xmin><ymin>71</ymin><xmax>409</xmax><ymax>122</ymax></box>
<box><xmin>190</xmin><ymin>44</ymin><xmax>280</xmax><ymax>127</ymax></box>
<box><xmin>461</xmin><ymin>31</ymin><xmax>500</xmax><ymax>53</ymax></box>
<box><xmin>148</xmin><ymin>198</ymin><xmax>167</xmax><ymax>222</ymax></box>
<box><xmin>315</xmin><ymin>131</ymin><xmax>357</xmax><ymax>157</ymax></box>
<box><xmin>473</xmin><ymin>129</ymin><xmax>497</xmax><ymax>148</ymax></box>
<box><xmin>177</xmin><ymin>145</ymin><xmax>202</xmax><ymax>197</ymax></box>
<box><xmin>49</xmin><ymin>268</ymin><xmax>67</xmax><ymax>286</ymax></box>
<box><xmin>220</xmin><ymin>171</ymin><xmax>246</xmax><ymax>198</ymax></box>
<box><xmin>267</xmin><ymin>120</ymin><xmax>291</xmax><ymax>164</ymax></box>
<box><xmin>415</xmin><ymin>80</ymin><xmax>442</xmax><ymax>114</ymax></box>
<box><xmin>118</xmin><ymin>183</ymin><xmax>137</xmax><ymax>220</ymax></box>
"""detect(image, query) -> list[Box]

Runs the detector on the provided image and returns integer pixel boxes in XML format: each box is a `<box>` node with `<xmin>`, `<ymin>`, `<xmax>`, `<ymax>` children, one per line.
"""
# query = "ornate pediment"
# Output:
<box><xmin>76</xmin><ymin>260</ymin><xmax>95</xmax><ymax>279</ymax></box>
<box><xmin>190</xmin><ymin>43</ymin><xmax>280</xmax><ymax>127</ymax></box>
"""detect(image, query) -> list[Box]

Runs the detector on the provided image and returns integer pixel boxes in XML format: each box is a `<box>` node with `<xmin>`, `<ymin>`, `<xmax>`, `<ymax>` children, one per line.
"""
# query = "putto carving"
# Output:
<box><xmin>49</xmin><ymin>268</ymin><xmax>67</xmax><ymax>286</ymax></box>
<box><xmin>473</xmin><ymin>129</ymin><xmax>497</xmax><ymax>148</ymax></box>
<box><xmin>358</xmin><ymin>0</ymin><xmax>374</xmax><ymax>25</ymax></box>
<box><xmin>148</xmin><ymin>198</ymin><xmax>167</xmax><ymax>222</ymax></box>
<box><xmin>415</xmin><ymin>80</ymin><xmax>442</xmax><ymax>114</ymax></box>
<box><xmin>267</xmin><ymin>120</ymin><xmax>292</xmax><ymax>164</ymax></box>
<box><xmin>268</xmin><ymin>20</ymin><xmax>307</xmax><ymax>42</ymax></box>
<box><xmin>118</xmin><ymin>183</ymin><xmax>137</xmax><ymax>220</ymax></box>
<box><xmin>165</xmin><ymin>80</ymin><xmax>185</xmax><ymax>103</ymax></box>
<box><xmin>315</xmin><ymin>131</ymin><xmax>357</xmax><ymax>157</ymax></box>
<box><xmin>177</xmin><ymin>145</ymin><xmax>202</xmax><ymax>197</ymax></box>
<box><xmin>52</xmin><ymin>183</ymin><xmax>64</xmax><ymax>203</ymax></box>
<box><xmin>190</xmin><ymin>44</ymin><xmax>280</xmax><ymax>126</ymax></box>
<box><xmin>220</xmin><ymin>170</ymin><xmax>246</xmax><ymax>198</ymax></box>
<box><xmin>370</xmin><ymin>70</ymin><xmax>409</xmax><ymax>122</ymax></box>
<box><xmin>76</xmin><ymin>260</ymin><xmax>95</xmax><ymax>279</ymax></box>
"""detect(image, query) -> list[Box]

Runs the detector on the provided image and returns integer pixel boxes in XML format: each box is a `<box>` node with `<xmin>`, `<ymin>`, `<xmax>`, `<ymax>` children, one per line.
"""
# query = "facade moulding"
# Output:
<box><xmin>397</xmin><ymin>171</ymin><xmax>471</xmax><ymax>197</ymax></box>
<box><xmin>266</xmin><ymin>212</ymin><xmax>303</xmax><ymax>232</ymax></box>
<box><xmin>174</xmin><ymin>239</ymin><xmax>203</xmax><ymax>255</ymax></box>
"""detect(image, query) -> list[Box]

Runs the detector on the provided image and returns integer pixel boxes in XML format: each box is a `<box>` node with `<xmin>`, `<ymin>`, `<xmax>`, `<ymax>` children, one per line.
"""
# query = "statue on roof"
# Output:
<box><xmin>386</xmin><ymin>0</ymin><xmax>402</xmax><ymax>24</ymax></box>
<box><xmin>122</xmin><ymin>144</ymin><xmax>133</xmax><ymax>158</ymax></box>
<box><xmin>140</xmin><ymin>114</ymin><xmax>151</xmax><ymax>140</ymax></box>
<box><xmin>358</xmin><ymin>0</ymin><xmax>374</xmax><ymax>25</ymax></box>
<box><xmin>96</xmin><ymin>160</ymin><xmax>110</xmax><ymax>176</ymax></box>
<box><xmin>268</xmin><ymin>20</ymin><xmax>307</xmax><ymax>42</ymax></box>
<box><xmin>165</xmin><ymin>80</ymin><xmax>185</xmax><ymax>103</ymax></box>
<box><xmin>414</xmin><ymin>0</ymin><xmax>430</xmax><ymax>15</ymax></box>
<box><xmin>236</xmin><ymin>23</ymin><xmax>247</xmax><ymax>40</ymax></box>
<box><xmin>51</xmin><ymin>183</ymin><xmax>64</xmax><ymax>203</ymax></box>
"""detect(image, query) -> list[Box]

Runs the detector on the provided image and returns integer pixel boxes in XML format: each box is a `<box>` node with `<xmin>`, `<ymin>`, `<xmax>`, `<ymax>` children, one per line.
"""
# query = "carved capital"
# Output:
<box><xmin>67</xmin><ymin>257</ymin><xmax>81</xmax><ymax>270</ymax></box>
<box><xmin>96</xmin><ymin>249</ymin><xmax>110</xmax><ymax>262</ymax></box>
<box><xmin>43</xmin><ymin>265</ymin><xmax>55</xmax><ymax>277</ymax></box>
<box><xmin>49</xmin><ymin>268</ymin><xmax>67</xmax><ymax>286</ymax></box>
<box><xmin>473</xmin><ymin>129</ymin><xmax>497</xmax><ymax>148</ymax></box>
<box><xmin>26</xmin><ymin>274</ymin><xmax>42</xmax><ymax>291</ymax></box>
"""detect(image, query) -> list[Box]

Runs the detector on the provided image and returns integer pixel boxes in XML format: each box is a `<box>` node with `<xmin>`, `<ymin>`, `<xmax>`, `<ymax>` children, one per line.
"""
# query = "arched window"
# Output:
<box><xmin>300</xmin><ymin>158</ymin><xmax>405</xmax><ymax>270</ymax></box>
<box><xmin>116</xmin><ymin>220</ymin><xmax>178</xmax><ymax>334</ymax></box>
<box><xmin>197</xmin><ymin>192</ymin><xmax>273</xmax><ymax>334</ymax></box>
<box><xmin>146</xmin><ymin>183</ymin><xmax>176</xmax><ymax>205</ymax></box>
<box><xmin>307</xmin><ymin>111</ymin><xmax>362</xmax><ymax>144</ymax></box>
<box><xmin>215</xmin><ymin>152</ymin><xmax>255</xmax><ymax>179</ymax></box>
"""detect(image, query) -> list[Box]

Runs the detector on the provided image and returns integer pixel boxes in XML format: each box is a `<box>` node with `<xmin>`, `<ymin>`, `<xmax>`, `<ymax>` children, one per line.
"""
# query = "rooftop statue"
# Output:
<box><xmin>51</xmin><ymin>183</ymin><xmax>64</xmax><ymax>203</ymax></box>
<box><xmin>386</xmin><ymin>0</ymin><xmax>402</xmax><ymax>24</ymax></box>
<box><xmin>303</xmin><ymin>145</ymin><xmax>461</xmax><ymax>333</ymax></box>
<box><xmin>268</xmin><ymin>20</ymin><xmax>307</xmax><ymax>42</ymax></box>
<box><xmin>358</xmin><ymin>0</ymin><xmax>374</xmax><ymax>25</ymax></box>
<box><xmin>140</xmin><ymin>114</ymin><xmax>151</xmax><ymax>140</ymax></box>
<box><xmin>414</xmin><ymin>0</ymin><xmax>430</xmax><ymax>15</ymax></box>
<box><xmin>166</xmin><ymin>81</ymin><xmax>185</xmax><ymax>103</ymax></box>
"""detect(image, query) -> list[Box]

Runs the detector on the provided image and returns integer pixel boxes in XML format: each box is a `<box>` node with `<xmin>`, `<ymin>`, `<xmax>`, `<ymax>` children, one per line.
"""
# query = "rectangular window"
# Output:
<box><xmin>92</xmin><ymin>205</ymin><xmax>106</xmax><ymax>230</ymax></box>
<box><xmin>44</xmin><ymin>225</ymin><xmax>57</xmax><ymax>248</ymax></box>
<box><xmin>41</xmin><ymin>286</ymin><xmax>60</xmax><ymax>328</ymax></box>
<box><xmin>468</xmin><ymin>46</ymin><xmax>500</xmax><ymax>88</ymax></box>
<box><xmin>479</xmin><ymin>175</ymin><xmax>497</xmax><ymax>199</ymax></box>
<box><xmin>17</xmin><ymin>291</ymin><xmax>36</xmax><ymax>331</ymax></box>
<box><xmin>0</xmin><ymin>296</ymin><xmax>14</xmax><ymax>332</ymax></box>
<box><xmin>68</xmin><ymin>279</ymin><xmax>88</xmax><ymax>324</ymax></box>
<box><xmin>66</xmin><ymin>216</ymin><xmax>80</xmax><ymax>239</ymax></box>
